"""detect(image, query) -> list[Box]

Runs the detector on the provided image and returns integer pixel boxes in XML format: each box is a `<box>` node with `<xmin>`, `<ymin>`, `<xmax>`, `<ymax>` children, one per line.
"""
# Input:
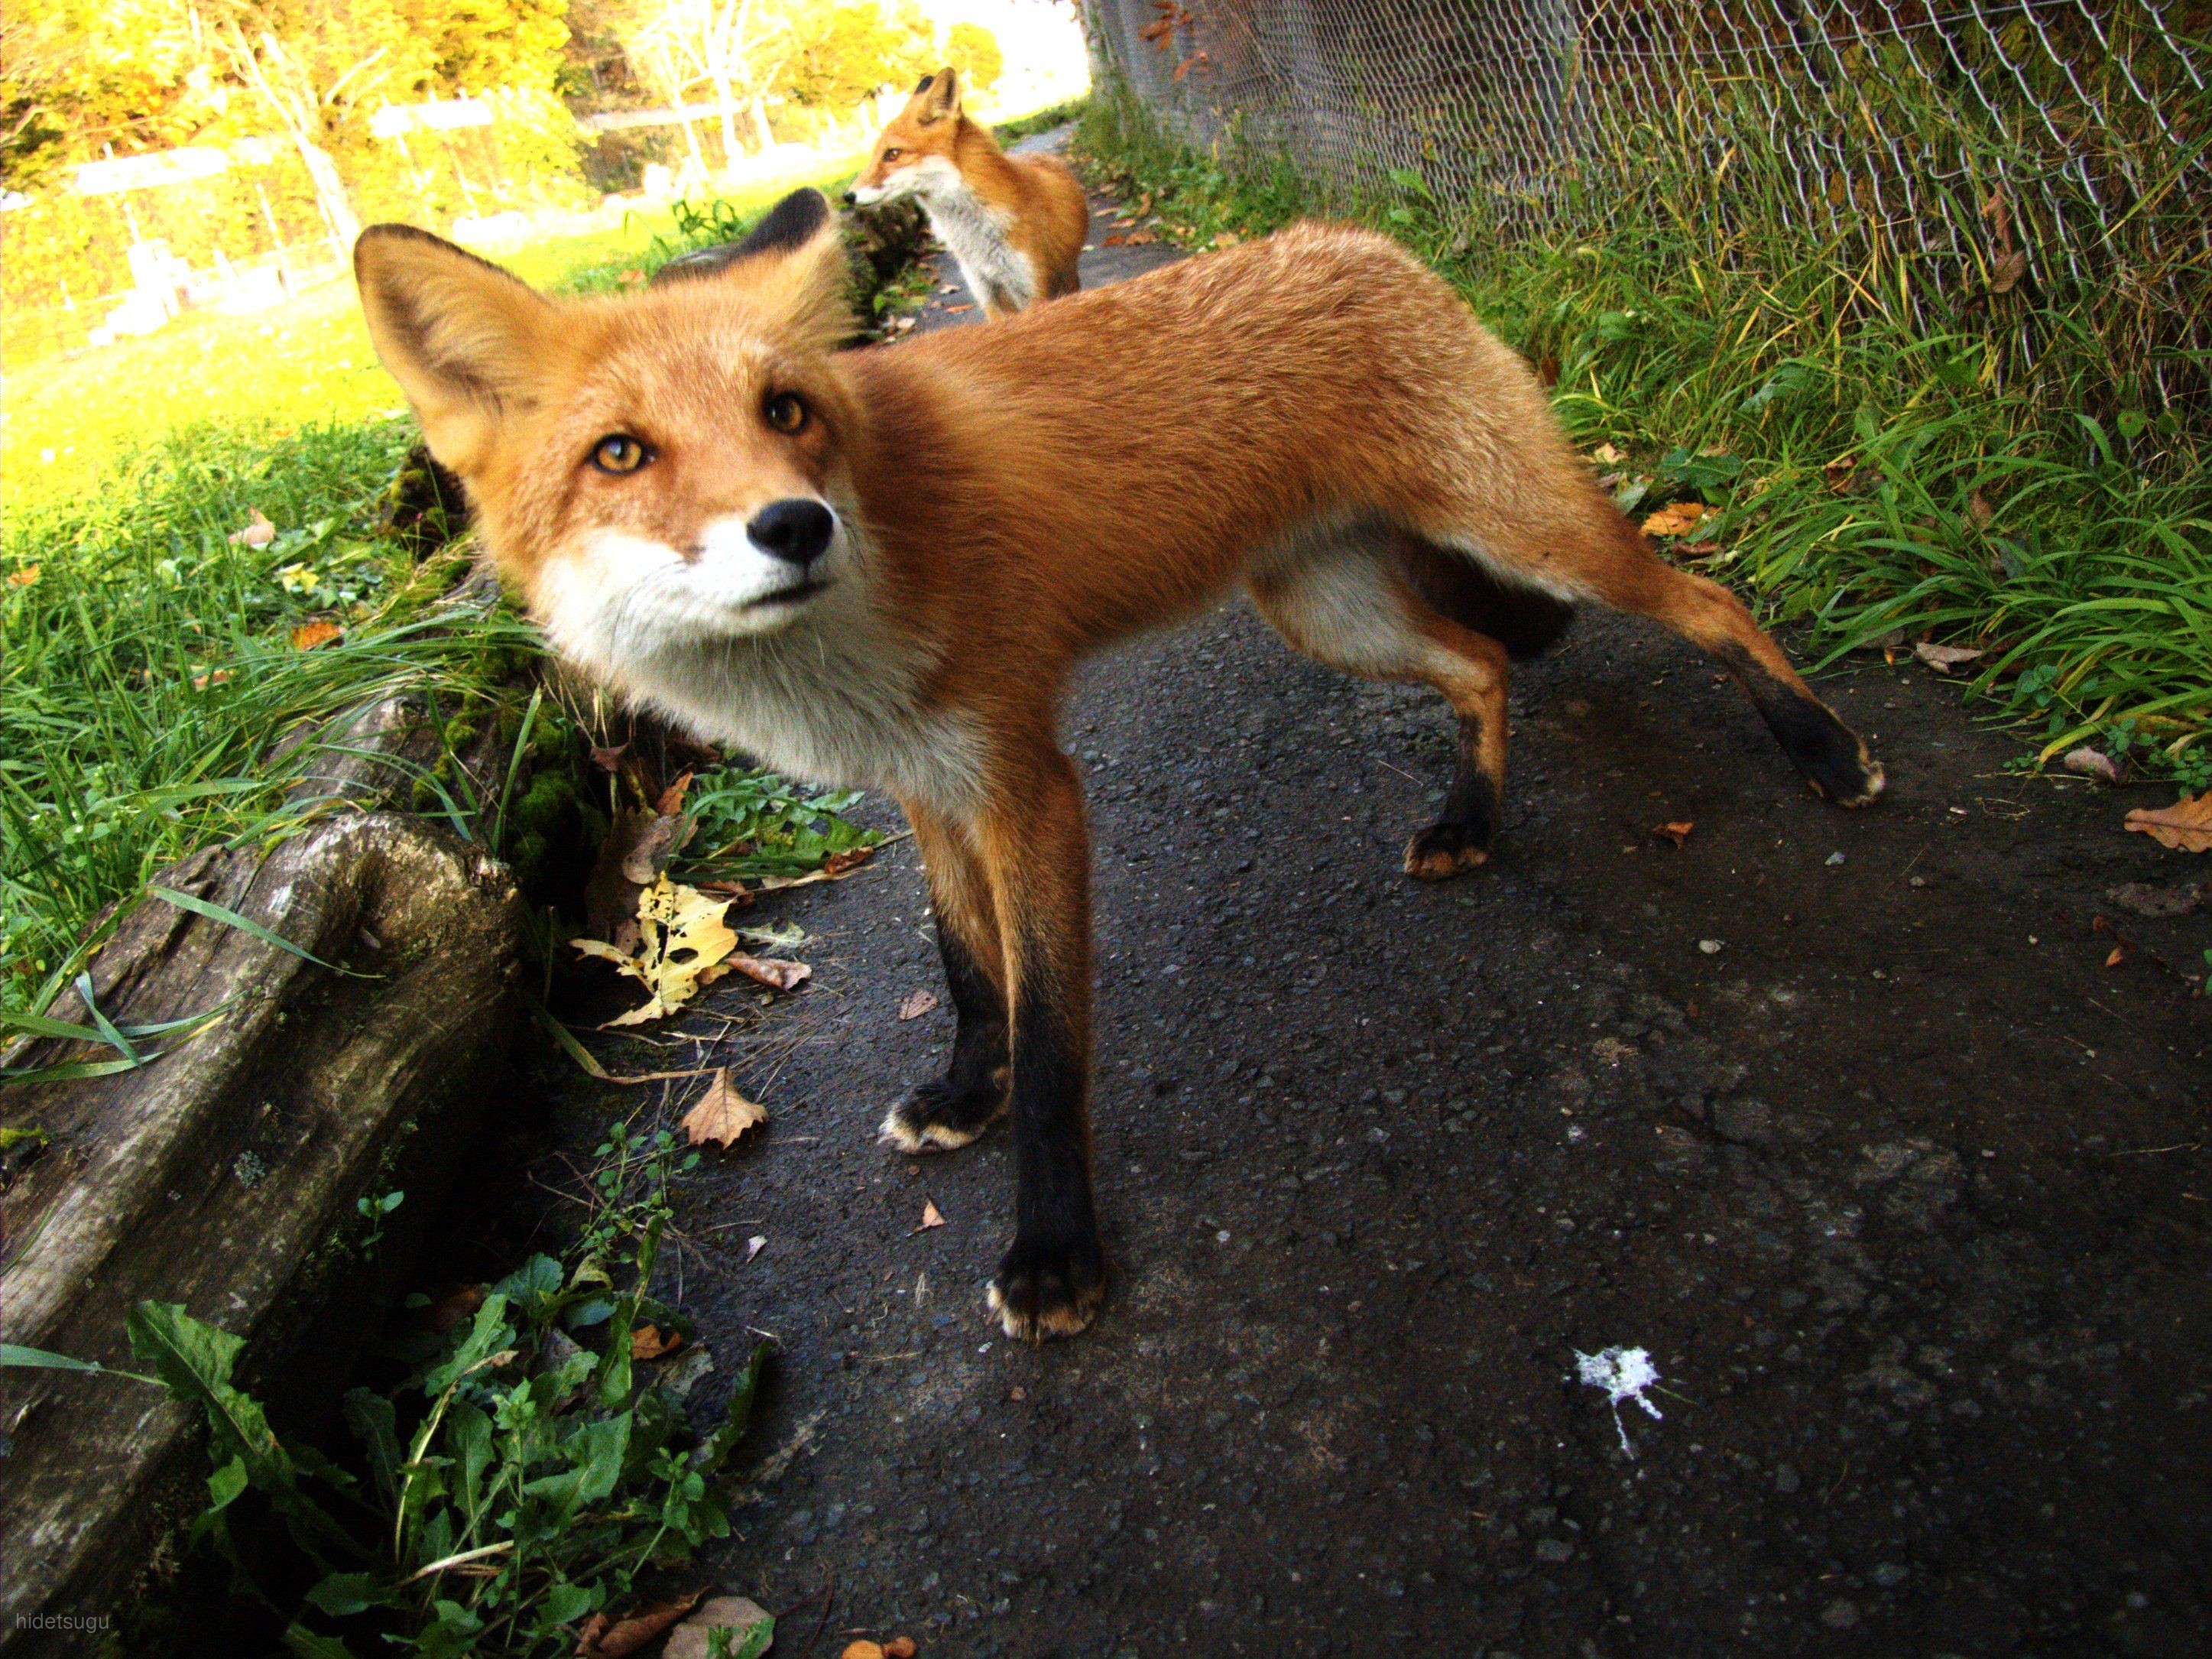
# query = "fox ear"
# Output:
<box><xmin>355</xmin><ymin>226</ymin><xmax>556</xmax><ymax>476</ymax></box>
<box><xmin>655</xmin><ymin>188</ymin><xmax>852</xmax><ymax>353</ymax></box>
<box><xmin>916</xmin><ymin>66</ymin><xmax>959</xmax><ymax>122</ymax></box>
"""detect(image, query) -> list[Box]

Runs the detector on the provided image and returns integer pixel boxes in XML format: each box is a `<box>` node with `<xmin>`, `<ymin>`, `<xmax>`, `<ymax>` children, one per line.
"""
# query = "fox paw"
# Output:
<box><xmin>878</xmin><ymin>1076</ymin><xmax>1005</xmax><ymax>1153</ymax></box>
<box><xmin>1403</xmin><ymin>820</ymin><xmax>1492</xmax><ymax>880</ymax></box>
<box><xmin>988</xmin><ymin>1237</ymin><xmax>1107</xmax><ymax>1342</ymax></box>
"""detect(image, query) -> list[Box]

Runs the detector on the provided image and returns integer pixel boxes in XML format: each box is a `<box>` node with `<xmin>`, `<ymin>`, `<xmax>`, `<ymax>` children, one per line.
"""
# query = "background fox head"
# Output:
<box><xmin>355</xmin><ymin>190</ymin><xmax>873</xmax><ymax>689</ymax></box>
<box><xmin>848</xmin><ymin>69</ymin><xmax>965</xmax><ymax>206</ymax></box>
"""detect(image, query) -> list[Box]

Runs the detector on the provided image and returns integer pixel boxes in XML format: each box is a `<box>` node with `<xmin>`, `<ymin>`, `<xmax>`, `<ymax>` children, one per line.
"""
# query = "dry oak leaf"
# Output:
<box><xmin>683</xmin><ymin>1070</ymin><xmax>767</xmax><ymax>1149</ymax></box>
<box><xmin>290</xmin><ymin>619</ymin><xmax>343</xmax><ymax>651</ymax></box>
<box><xmin>630</xmin><ymin>1323</ymin><xmax>683</xmax><ymax>1361</ymax></box>
<box><xmin>575</xmin><ymin>1590</ymin><xmax>702</xmax><ymax>1658</ymax></box>
<box><xmin>1653</xmin><ymin>820</ymin><xmax>1694</xmax><ymax>847</ymax></box>
<box><xmin>1642</xmin><ymin>501</ymin><xmax>1714</xmax><ymax>538</ymax></box>
<box><xmin>899</xmin><ymin>989</ymin><xmax>939</xmax><ymax>1021</ymax></box>
<box><xmin>2123</xmin><ymin>792</ymin><xmax>2212</xmax><ymax>852</ymax></box>
<box><xmin>917</xmin><ymin>1199</ymin><xmax>946</xmax><ymax>1230</ymax></box>
<box><xmin>1913</xmin><ymin>641</ymin><xmax>1984</xmax><ymax>674</ymax></box>
<box><xmin>229</xmin><ymin>508</ymin><xmax>276</xmax><ymax>547</ymax></box>
<box><xmin>571</xmin><ymin>875</ymin><xmax>738</xmax><ymax>1025</ymax></box>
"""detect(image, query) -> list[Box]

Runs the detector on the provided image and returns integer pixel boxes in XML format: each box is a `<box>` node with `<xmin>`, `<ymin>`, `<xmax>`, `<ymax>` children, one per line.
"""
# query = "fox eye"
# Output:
<box><xmin>881</xmin><ymin>147</ymin><xmax>902</xmax><ymax>161</ymax></box>
<box><xmin>592</xmin><ymin>434</ymin><xmax>649</xmax><ymax>475</ymax></box>
<box><xmin>764</xmin><ymin>393</ymin><xmax>808</xmax><ymax>435</ymax></box>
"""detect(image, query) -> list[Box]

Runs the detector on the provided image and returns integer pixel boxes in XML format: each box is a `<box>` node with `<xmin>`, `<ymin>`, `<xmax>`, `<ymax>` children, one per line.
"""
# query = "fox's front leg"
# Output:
<box><xmin>881</xmin><ymin>803</ymin><xmax>1010</xmax><ymax>1151</ymax></box>
<box><xmin>974</xmin><ymin>743</ymin><xmax>1106</xmax><ymax>1340</ymax></box>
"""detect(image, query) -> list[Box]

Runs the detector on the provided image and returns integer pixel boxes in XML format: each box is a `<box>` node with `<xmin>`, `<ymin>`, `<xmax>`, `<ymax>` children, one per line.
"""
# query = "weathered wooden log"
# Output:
<box><xmin>0</xmin><ymin>813</ymin><xmax>528</xmax><ymax>1651</ymax></box>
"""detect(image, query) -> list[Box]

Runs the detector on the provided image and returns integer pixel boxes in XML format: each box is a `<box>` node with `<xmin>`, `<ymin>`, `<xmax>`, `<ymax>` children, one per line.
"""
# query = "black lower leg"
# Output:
<box><xmin>991</xmin><ymin>973</ymin><xmax>1105</xmax><ymax>1339</ymax></box>
<box><xmin>1714</xmin><ymin>643</ymin><xmax>1884</xmax><ymax>806</ymax></box>
<box><xmin>884</xmin><ymin>920</ymin><xmax>1008</xmax><ymax>1148</ymax></box>
<box><xmin>1405</xmin><ymin>713</ymin><xmax>1499</xmax><ymax>875</ymax></box>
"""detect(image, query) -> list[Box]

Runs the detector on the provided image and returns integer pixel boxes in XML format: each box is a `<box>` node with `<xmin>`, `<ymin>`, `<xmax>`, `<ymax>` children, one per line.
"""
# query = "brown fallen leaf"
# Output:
<box><xmin>2105</xmin><ymin>945</ymin><xmax>2128</xmax><ymax>968</ymax></box>
<box><xmin>842</xmin><ymin>1644</ymin><xmax>887</xmax><ymax>1659</ymax></box>
<box><xmin>899</xmin><ymin>989</ymin><xmax>939</xmax><ymax>1021</ymax></box>
<box><xmin>1988</xmin><ymin>248</ymin><xmax>2029</xmax><ymax>294</ymax></box>
<box><xmin>654</xmin><ymin>770</ymin><xmax>696</xmax><ymax>816</ymax></box>
<box><xmin>190</xmin><ymin>668</ymin><xmax>232</xmax><ymax>690</ymax></box>
<box><xmin>576</xmin><ymin>1590</ymin><xmax>702</xmax><ymax>1658</ymax></box>
<box><xmin>425</xmin><ymin>1284</ymin><xmax>488</xmax><ymax>1336</ymax></box>
<box><xmin>1824</xmin><ymin>456</ymin><xmax>1860</xmax><ymax>494</ymax></box>
<box><xmin>6</xmin><ymin>563</ymin><xmax>39</xmax><ymax>587</ymax></box>
<box><xmin>665</xmin><ymin>1600</ymin><xmax>774</xmax><ymax>1659</ymax></box>
<box><xmin>1125</xmin><ymin>229</ymin><xmax>1160</xmax><ymax>245</ymax></box>
<box><xmin>290</xmin><ymin>619</ymin><xmax>343</xmax><ymax>651</ymax></box>
<box><xmin>1590</xmin><ymin>443</ymin><xmax>1627</xmax><ymax>466</ymax></box>
<box><xmin>1101</xmin><ymin>233</ymin><xmax>1128</xmax><ymax>248</ymax></box>
<box><xmin>916</xmin><ymin>1199</ymin><xmax>945</xmax><ymax>1231</ymax></box>
<box><xmin>1967</xmin><ymin>489</ymin><xmax>1996</xmax><ymax>528</ymax></box>
<box><xmin>884</xmin><ymin>1641</ymin><xmax>919</xmax><ymax>1659</ymax></box>
<box><xmin>229</xmin><ymin>508</ymin><xmax>276</xmax><ymax>547</ymax></box>
<box><xmin>2062</xmin><ymin>747</ymin><xmax>2124</xmax><ymax>784</ymax></box>
<box><xmin>1641</xmin><ymin>502</ymin><xmax>1714</xmax><ymax>538</ymax></box>
<box><xmin>2124</xmin><ymin>792</ymin><xmax>2212</xmax><ymax>852</ymax></box>
<box><xmin>631</xmin><ymin>1323</ymin><xmax>682</xmax><ymax>1361</ymax></box>
<box><xmin>726</xmin><ymin>953</ymin><xmax>810</xmax><ymax>992</ymax></box>
<box><xmin>683</xmin><ymin>1069</ymin><xmax>767</xmax><ymax>1149</ymax></box>
<box><xmin>1653</xmin><ymin>820</ymin><xmax>1694</xmax><ymax>847</ymax></box>
<box><xmin>589</xmin><ymin>742</ymin><xmax>628</xmax><ymax>773</ymax></box>
<box><xmin>1675</xmin><ymin>540</ymin><xmax>1723</xmax><ymax>560</ymax></box>
<box><xmin>2104</xmin><ymin>880</ymin><xmax>2204</xmax><ymax>918</ymax></box>
<box><xmin>1913</xmin><ymin>641</ymin><xmax>1984</xmax><ymax>674</ymax></box>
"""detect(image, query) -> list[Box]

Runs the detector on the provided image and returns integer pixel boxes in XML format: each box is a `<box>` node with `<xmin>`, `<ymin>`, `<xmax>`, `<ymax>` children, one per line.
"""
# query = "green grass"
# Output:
<box><xmin>0</xmin><ymin>159</ymin><xmax>922</xmax><ymax>1024</ymax></box>
<box><xmin>1075</xmin><ymin>93</ymin><xmax>2212</xmax><ymax>790</ymax></box>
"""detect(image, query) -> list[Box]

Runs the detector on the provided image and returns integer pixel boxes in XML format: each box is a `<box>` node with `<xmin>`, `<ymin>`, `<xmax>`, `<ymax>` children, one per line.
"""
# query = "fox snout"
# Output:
<box><xmin>750</xmin><ymin>498</ymin><xmax>835</xmax><ymax>568</ymax></box>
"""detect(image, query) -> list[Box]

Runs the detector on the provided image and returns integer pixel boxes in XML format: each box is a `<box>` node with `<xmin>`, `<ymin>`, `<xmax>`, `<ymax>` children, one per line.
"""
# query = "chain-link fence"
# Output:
<box><xmin>1083</xmin><ymin>2</ymin><xmax>2212</xmax><ymax>410</ymax></box>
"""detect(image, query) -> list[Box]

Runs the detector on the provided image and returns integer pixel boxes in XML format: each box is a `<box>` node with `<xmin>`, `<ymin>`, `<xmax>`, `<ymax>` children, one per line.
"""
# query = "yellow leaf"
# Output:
<box><xmin>1641</xmin><ymin>502</ymin><xmax>1714</xmax><ymax>538</ymax></box>
<box><xmin>682</xmin><ymin>1068</ymin><xmax>767</xmax><ymax>1148</ymax></box>
<box><xmin>290</xmin><ymin>619</ymin><xmax>343</xmax><ymax>651</ymax></box>
<box><xmin>570</xmin><ymin>875</ymin><xmax>741</xmax><ymax>1024</ymax></box>
<box><xmin>5</xmin><ymin>563</ymin><xmax>38</xmax><ymax>587</ymax></box>
<box><xmin>2123</xmin><ymin>792</ymin><xmax>2212</xmax><ymax>853</ymax></box>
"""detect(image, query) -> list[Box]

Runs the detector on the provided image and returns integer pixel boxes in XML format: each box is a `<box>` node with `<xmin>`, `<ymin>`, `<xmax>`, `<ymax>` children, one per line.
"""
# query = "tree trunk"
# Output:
<box><xmin>710</xmin><ymin>73</ymin><xmax>741</xmax><ymax>165</ymax></box>
<box><xmin>0</xmin><ymin>815</ymin><xmax>527</xmax><ymax>1648</ymax></box>
<box><xmin>750</xmin><ymin>91</ymin><xmax>774</xmax><ymax>153</ymax></box>
<box><xmin>294</xmin><ymin>132</ymin><xmax>361</xmax><ymax>247</ymax></box>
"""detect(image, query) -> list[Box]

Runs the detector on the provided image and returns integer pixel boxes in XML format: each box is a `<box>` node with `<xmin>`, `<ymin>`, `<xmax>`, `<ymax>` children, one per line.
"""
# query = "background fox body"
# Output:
<box><xmin>846</xmin><ymin>67</ymin><xmax>1085</xmax><ymax>318</ymax></box>
<box><xmin>356</xmin><ymin>188</ymin><xmax>1882</xmax><ymax>1342</ymax></box>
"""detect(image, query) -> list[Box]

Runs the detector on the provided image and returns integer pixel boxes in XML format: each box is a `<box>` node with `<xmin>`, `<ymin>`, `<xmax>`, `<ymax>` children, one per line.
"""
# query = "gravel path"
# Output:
<box><xmin>543</xmin><ymin>138</ymin><xmax>2211</xmax><ymax>1656</ymax></box>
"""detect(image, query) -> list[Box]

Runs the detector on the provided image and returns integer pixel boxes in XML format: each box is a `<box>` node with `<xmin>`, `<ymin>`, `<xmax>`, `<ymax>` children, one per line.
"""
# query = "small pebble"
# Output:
<box><xmin>1698</xmin><ymin>939</ymin><xmax>1723</xmax><ymax>955</ymax></box>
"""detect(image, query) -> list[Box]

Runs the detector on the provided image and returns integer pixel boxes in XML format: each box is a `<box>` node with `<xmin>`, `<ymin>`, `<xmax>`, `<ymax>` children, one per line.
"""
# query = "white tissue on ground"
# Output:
<box><xmin>1575</xmin><ymin>1344</ymin><xmax>1664</xmax><ymax>1457</ymax></box>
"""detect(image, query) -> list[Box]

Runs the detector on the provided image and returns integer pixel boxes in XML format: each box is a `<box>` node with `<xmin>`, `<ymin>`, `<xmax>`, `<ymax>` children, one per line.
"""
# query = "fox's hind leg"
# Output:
<box><xmin>881</xmin><ymin>800</ymin><xmax>1010</xmax><ymax>1152</ymax></box>
<box><xmin>1567</xmin><ymin>523</ymin><xmax>1884</xmax><ymax>806</ymax></box>
<box><xmin>1249</xmin><ymin>530</ymin><xmax>1511</xmax><ymax>878</ymax></box>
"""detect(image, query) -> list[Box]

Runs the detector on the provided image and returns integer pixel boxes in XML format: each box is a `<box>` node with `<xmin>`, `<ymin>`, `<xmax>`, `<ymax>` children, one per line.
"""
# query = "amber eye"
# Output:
<box><xmin>881</xmin><ymin>147</ymin><xmax>902</xmax><ymax>162</ymax></box>
<box><xmin>764</xmin><ymin>393</ymin><xmax>807</xmax><ymax>434</ymax></box>
<box><xmin>592</xmin><ymin>434</ymin><xmax>648</xmax><ymax>474</ymax></box>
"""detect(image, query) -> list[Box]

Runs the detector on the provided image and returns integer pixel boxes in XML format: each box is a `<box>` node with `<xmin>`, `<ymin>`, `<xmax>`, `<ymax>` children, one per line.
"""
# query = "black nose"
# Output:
<box><xmin>748</xmin><ymin>498</ymin><xmax>835</xmax><ymax>567</ymax></box>
<box><xmin>841</xmin><ymin>190</ymin><xmax>857</xmax><ymax>207</ymax></box>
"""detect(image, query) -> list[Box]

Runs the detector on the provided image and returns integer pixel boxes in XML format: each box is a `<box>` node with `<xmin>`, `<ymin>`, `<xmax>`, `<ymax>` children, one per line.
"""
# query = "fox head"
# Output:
<box><xmin>847</xmin><ymin>68</ymin><xmax>964</xmax><ymax>206</ymax></box>
<box><xmin>355</xmin><ymin>190</ymin><xmax>876</xmax><ymax>690</ymax></box>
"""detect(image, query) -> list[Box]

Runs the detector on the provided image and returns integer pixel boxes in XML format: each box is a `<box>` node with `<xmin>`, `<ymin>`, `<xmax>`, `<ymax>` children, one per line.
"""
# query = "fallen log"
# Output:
<box><xmin>0</xmin><ymin>813</ymin><xmax>527</xmax><ymax>1650</ymax></box>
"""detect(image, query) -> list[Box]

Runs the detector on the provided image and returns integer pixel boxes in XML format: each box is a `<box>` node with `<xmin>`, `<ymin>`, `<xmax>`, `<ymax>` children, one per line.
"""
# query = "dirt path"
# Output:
<box><xmin>602</xmin><ymin>148</ymin><xmax>2210</xmax><ymax>1655</ymax></box>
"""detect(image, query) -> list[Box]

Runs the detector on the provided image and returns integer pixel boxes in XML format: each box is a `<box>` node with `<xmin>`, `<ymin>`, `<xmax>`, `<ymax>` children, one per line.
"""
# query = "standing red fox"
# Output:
<box><xmin>355</xmin><ymin>189</ymin><xmax>1882</xmax><ymax>1341</ymax></box>
<box><xmin>845</xmin><ymin>67</ymin><xmax>1086</xmax><ymax>317</ymax></box>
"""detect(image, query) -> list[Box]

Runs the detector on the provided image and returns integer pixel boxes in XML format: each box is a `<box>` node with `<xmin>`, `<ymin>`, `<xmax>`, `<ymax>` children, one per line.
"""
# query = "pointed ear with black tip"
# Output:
<box><xmin>354</xmin><ymin>225</ymin><xmax>558</xmax><ymax>477</ymax></box>
<box><xmin>917</xmin><ymin>66</ymin><xmax>959</xmax><ymax>122</ymax></box>
<box><xmin>653</xmin><ymin>188</ymin><xmax>854</xmax><ymax>354</ymax></box>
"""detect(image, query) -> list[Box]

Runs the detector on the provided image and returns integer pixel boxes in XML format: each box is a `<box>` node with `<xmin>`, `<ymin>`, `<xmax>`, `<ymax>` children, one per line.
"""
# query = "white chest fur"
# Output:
<box><xmin>915</xmin><ymin>161</ymin><xmax>1036</xmax><ymax>314</ymax></box>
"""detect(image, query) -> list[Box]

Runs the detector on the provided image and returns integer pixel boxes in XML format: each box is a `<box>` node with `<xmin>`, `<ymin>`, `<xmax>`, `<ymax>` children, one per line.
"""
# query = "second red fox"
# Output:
<box><xmin>846</xmin><ymin>67</ymin><xmax>1087</xmax><ymax>318</ymax></box>
<box><xmin>355</xmin><ymin>188</ymin><xmax>1882</xmax><ymax>1342</ymax></box>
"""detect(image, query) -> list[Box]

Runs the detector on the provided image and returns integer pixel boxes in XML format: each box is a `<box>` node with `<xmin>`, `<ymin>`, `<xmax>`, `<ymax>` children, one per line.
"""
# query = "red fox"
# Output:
<box><xmin>845</xmin><ymin>67</ymin><xmax>1086</xmax><ymax>318</ymax></box>
<box><xmin>354</xmin><ymin>189</ymin><xmax>1883</xmax><ymax>1341</ymax></box>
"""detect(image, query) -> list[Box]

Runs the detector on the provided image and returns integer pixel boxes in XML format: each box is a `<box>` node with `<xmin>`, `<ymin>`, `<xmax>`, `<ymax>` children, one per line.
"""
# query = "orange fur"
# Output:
<box><xmin>355</xmin><ymin>191</ymin><xmax>1881</xmax><ymax>1339</ymax></box>
<box><xmin>848</xmin><ymin>67</ymin><xmax>1085</xmax><ymax>317</ymax></box>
